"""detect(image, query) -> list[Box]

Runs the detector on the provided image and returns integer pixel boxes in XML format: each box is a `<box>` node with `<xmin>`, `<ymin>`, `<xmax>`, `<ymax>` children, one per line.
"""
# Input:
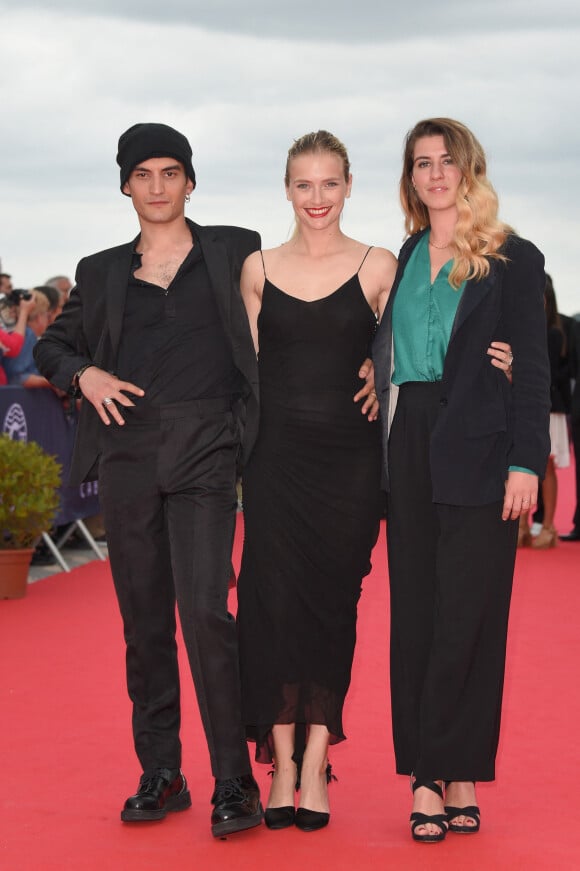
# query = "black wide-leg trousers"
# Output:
<box><xmin>386</xmin><ymin>382</ymin><xmax>518</xmax><ymax>782</ymax></box>
<box><xmin>98</xmin><ymin>399</ymin><xmax>251</xmax><ymax>780</ymax></box>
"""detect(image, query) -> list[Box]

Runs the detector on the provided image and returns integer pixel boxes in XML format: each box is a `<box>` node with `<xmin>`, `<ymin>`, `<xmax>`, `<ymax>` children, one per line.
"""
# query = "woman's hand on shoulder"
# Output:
<box><xmin>487</xmin><ymin>341</ymin><xmax>513</xmax><ymax>382</ymax></box>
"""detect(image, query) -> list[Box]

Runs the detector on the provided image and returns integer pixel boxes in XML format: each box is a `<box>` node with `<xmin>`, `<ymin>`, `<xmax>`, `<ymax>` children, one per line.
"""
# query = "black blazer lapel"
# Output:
<box><xmin>193</xmin><ymin>222</ymin><xmax>231</xmax><ymax>328</ymax></box>
<box><xmin>449</xmin><ymin>261</ymin><xmax>497</xmax><ymax>342</ymax></box>
<box><xmin>106</xmin><ymin>243</ymin><xmax>134</xmax><ymax>362</ymax></box>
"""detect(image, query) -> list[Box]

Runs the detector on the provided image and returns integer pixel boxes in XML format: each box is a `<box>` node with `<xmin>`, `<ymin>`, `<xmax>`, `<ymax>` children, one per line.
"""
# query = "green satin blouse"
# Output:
<box><xmin>392</xmin><ymin>233</ymin><xmax>465</xmax><ymax>386</ymax></box>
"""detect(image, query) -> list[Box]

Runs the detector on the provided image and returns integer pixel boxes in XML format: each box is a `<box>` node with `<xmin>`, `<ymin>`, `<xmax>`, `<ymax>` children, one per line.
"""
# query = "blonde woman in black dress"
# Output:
<box><xmin>237</xmin><ymin>131</ymin><xmax>397</xmax><ymax>831</ymax></box>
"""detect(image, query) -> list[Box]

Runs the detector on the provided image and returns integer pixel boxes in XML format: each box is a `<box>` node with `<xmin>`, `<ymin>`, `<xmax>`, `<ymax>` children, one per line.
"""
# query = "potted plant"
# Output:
<box><xmin>0</xmin><ymin>433</ymin><xmax>62</xmax><ymax>598</ymax></box>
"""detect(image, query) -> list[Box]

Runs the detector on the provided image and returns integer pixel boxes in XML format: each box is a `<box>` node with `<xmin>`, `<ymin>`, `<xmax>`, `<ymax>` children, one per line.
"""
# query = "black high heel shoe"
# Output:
<box><xmin>410</xmin><ymin>780</ymin><xmax>448</xmax><ymax>843</ymax></box>
<box><xmin>264</xmin><ymin>806</ymin><xmax>296</xmax><ymax>830</ymax></box>
<box><xmin>294</xmin><ymin>763</ymin><xmax>336</xmax><ymax>832</ymax></box>
<box><xmin>264</xmin><ymin>766</ymin><xmax>296</xmax><ymax>830</ymax></box>
<box><xmin>295</xmin><ymin>807</ymin><xmax>329</xmax><ymax>832</ymax></box>
<box><xmin>444</xmin><ymin>781</ymin><xmax>480</xmax><ymax>834</ymax></box>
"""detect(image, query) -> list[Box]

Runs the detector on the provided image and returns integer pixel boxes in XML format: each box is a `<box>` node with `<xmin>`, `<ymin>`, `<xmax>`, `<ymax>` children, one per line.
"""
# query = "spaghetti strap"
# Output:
<box><xmin>357</xmin><ymin>246</ymin><xmax>373</xmax><ymax>273</ymax></box>
<box><xmin>259</xmin><ymin>250</ymin><xmax>267</xmax><ymax>278</ymax></box>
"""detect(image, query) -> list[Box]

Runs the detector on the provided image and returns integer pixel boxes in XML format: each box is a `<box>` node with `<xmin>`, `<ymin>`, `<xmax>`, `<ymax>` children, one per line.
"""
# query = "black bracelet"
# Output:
<box><xmin>71</xmin><ymin>363</ymin><xmax>94</xmax><ymax>393</ymax></box>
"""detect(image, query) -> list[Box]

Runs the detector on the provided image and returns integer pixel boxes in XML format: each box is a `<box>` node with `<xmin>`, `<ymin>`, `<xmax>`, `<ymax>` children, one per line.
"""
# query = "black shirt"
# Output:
<box><xmin>115</xmin><ymin>233</ymin><xmax>240</xmax><ymax>405</ymax></box>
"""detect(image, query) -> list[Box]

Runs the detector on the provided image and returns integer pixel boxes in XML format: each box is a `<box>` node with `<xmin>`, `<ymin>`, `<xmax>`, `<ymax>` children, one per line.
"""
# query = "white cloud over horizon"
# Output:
<box><xmin>1</xmin><ymin>2</ymin><xmax>579</xmax><ymax>313</ymax></box>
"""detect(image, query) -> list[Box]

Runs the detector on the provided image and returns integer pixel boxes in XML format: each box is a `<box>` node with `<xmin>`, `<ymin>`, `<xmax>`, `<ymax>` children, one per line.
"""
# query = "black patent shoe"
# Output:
<box><xmin>121</xmin><ymin>768</ymin><xmax>191</xmax><ymax>821</ymax></box>
<box><xmin>211</xmin><ymin>774</ymin><xmax>264</xmax><ymax>837</ymax></box>
<box><xmin>265</xmin><ymin>806</ymin><xmax>295</xmax><ymax>829</ymax></box>
<box><xmin>295</xmin><ymin>807</ymin><xmax>330</xmax><ymax>832</ymax></box>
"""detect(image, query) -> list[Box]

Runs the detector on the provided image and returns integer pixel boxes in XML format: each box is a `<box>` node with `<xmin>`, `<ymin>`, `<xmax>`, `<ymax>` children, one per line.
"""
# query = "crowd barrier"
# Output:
<box><xmin>0</xmin><ymin>386</ymin><xmax>103</xmax><ymax>570</ymax></box>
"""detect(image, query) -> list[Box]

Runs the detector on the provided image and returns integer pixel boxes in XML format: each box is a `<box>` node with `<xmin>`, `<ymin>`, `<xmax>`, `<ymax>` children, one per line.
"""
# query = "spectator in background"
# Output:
<box><xmin>3</xmin><ymin>290</ymin><xmax>54</xmax><ymax>388</ymax></box>
<box><xmin>533</xmin><ymin>275</ymin><xmax>570</xmax><ymax>548</ymax></box>
<box><xmin>35</xmin><ymin>284</ymin><xmax>63</xmax><ymax>324</ymax></box>
<box><xmin>0</xmin><ymin>293</ymin><xmax>37</xmax><ymax>385</ymax></box>
<box><xmin>560</xmin><ymin>313</ymin><xmax>580</xmax><ymax>541</ymax></box>
<box><xmin>45</xmin><ymin>275</ymin><xmax>72</xmax><ymax>308</ymax></box>
<box><xmin>519</xmin><ymin>275</ymin><xmax>570</xmax><ymax>548</ymax></box>
<box><xmin>0</xmin><ymin>273</ymin><xmax>13</xmax><ymax>295</ymax></box>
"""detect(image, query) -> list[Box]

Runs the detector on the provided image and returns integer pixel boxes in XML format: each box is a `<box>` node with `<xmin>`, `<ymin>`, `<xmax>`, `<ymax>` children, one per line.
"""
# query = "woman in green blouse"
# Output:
<box><xmin>373</xmin><ymin>118</ymin><xmax>550</xmax><ymax>843</ymax></box>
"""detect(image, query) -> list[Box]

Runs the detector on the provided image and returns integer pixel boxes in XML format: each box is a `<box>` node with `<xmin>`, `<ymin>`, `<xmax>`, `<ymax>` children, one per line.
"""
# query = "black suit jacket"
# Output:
<box><xmin>372</xmin><ymin>230</ymin><xmax>551</xmax><ymax>505</ymax></box>
<box><xmin>34</xmin><ymin>219</ymin><xmax>260</xmax><ymax>484</ymax></box>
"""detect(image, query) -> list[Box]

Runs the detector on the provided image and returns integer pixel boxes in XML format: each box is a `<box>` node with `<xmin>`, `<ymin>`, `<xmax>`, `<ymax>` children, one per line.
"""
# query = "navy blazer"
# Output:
<box><xmin>372</xmin><ymin>230</ymin><xmax>551</xmax><ymax>506</ymax></box>
<box><xmin>34</xmin><ymin>219</ymin><xmax>260</xmax><ymax>484</ymax></box>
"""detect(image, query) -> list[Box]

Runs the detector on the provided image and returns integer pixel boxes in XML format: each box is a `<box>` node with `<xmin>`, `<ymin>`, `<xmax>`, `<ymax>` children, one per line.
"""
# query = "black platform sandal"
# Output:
<box><xmin>444</xmin><ymin>782</ymin><xmax>480</xmax><ymax>834</ymax></box>
<box><xmin>410</xmin><ymin>780</ymin><xmax>448</xmax><ymax>843</ymax></box>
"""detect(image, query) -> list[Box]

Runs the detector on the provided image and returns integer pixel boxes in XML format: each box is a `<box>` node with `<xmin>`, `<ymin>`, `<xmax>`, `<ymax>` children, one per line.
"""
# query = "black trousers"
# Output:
<box><xmin>386</xmin><ymin>382</ymin><xmax>518</xmax><ymax>782</ymax></box>
<box><xmin>98</xmin><ymin>399</ymin><xmax>251</xmax><ymax>780</ymax></box>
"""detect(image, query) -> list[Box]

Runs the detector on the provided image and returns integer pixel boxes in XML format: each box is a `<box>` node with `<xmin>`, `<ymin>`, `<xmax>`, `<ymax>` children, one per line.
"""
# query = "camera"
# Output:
<box><xmin>0</xmin><ymin>288</ymin><xmax>33</xmax><ymax>305</ymax></box>
<box><xmin>0</xmin><ymin>288</ymin><xmax>33</xmax><ymax>328</ymax></box>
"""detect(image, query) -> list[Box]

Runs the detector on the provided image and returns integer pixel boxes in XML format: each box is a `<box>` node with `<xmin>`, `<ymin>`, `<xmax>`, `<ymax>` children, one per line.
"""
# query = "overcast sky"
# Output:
<box><xmin>1</xmin><ymin>0</ymin><xmax>579</xmax><ymax>313</ymax></box>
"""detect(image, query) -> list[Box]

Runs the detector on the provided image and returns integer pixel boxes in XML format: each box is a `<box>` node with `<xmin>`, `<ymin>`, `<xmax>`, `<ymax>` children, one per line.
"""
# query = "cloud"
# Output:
<box><xmin>0</xmin><ymin>3</ymin><xmax>579</xmax><ymax>312</ymax></box>
<box><xmin>2</xmin><ymin>0</ymin><xmax>578</xmax><ymax>41</ymax></box>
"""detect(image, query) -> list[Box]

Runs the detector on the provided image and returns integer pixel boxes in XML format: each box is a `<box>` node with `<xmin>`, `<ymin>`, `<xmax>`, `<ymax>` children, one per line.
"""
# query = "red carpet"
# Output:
<box><xmin>1</xmin><ymin>466</ymin><xmax>578</xmax><ymax>870</ymax></box>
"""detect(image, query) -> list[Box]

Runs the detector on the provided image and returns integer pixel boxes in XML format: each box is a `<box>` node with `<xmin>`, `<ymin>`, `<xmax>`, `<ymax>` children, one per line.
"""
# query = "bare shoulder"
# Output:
<box><xmin>261</xmin><ymin>244</ymin><xmax>289</xmax><ymax>268</ymax></box>
<box><xmin>242</xmin><ymin>249</ymin><xmax>264</xmax><ymax>270</ymax></box>
<box><xmin>367</xmin><ymin>245</ymin><xmax>398</xmax><ymax>271</ymax></box>
<box><xmin>361</xmin><ymin>245</ymin><xmax>398</xmax><ymax>289</ymax></box>
<box><xmin>241</xmin><ymin>249</ymin><xmax>265</xmax><ymax>295</ymax></box>
<box><xmin>356</xmin><ymin>244</ymin><xmax>397</xmax><ymax>317</ymax></box>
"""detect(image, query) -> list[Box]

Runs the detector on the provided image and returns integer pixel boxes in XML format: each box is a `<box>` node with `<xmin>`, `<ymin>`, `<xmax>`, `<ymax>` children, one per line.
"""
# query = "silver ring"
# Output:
<box><xmin>102</xmin><ymin>397</ymin><xmax>113</xmax><ymax>406</ymax></box>
<box><xmin>507</xmin><ymin>352</ymin><xmax>514</xmax><ymax>365</ymax></box>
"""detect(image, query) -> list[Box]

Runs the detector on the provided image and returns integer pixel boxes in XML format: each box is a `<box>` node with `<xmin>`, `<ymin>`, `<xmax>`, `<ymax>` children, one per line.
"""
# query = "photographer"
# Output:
<box><xmin>2</xmin><ymin>290</ymin><xmax>54</xmax><ymax>388</ymax></box>
<box><xmin>0</xmin><ymin>288</ymin><xmax>36</xmax><ymax>385</ymax></box>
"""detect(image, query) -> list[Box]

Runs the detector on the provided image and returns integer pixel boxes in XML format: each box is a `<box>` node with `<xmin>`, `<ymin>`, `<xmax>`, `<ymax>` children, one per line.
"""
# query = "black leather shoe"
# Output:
<box><xmin>559</xmin><ymin>529</ymin><xmax>580</xmax><ymax>541</ymax></box>
<box><xmin>211</xmin><ymin>774</ymin><xmax>263</xmax><ymax>837</ymax></box>
<box><xmin>295</xmin><ymin>807</ymin><xmax>330</xmax><ymax>832</ymax></box>
<box><xmin>121</xmin><ymin>768</ymin><xmax>191</xmax><ymax>821</ymax></box>
<box><xmin>265</xmin><ymin>806</ymin><xmax>295</xmax><ymax>829</ymax></box>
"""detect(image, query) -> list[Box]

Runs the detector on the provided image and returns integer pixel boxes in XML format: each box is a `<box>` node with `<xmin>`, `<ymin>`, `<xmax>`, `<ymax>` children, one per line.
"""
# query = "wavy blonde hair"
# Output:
<box><xmin>400</xmin><ymin>118</ymin><xmax>513</xmax><ymax>288</ymax></box>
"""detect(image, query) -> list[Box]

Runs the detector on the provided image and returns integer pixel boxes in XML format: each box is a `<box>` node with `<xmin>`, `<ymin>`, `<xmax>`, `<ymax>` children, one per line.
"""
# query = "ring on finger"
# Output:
<box><xmin>507</xmin><ymin>352</ymin><xmax>514</xmax><ymax>364</ymax></box>
<box><xmin>102</xmin><ymin>397</ymin><xmax>113</xmax><ymax>406</ymax></box>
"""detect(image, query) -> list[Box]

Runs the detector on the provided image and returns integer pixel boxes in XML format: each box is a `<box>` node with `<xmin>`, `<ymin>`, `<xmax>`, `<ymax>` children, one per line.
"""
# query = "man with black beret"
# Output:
<box><xmin>34</xmin><ymin>122</ymin><xmax>263</xmax><ymax>837</ymax></box>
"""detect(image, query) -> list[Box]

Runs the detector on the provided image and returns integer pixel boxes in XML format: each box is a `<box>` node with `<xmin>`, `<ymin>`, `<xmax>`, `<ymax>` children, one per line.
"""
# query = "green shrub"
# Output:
<box><xmin>0</xmin><ymin>434</ymin><xmax>62</xmax><ymax>549</ymax></box>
